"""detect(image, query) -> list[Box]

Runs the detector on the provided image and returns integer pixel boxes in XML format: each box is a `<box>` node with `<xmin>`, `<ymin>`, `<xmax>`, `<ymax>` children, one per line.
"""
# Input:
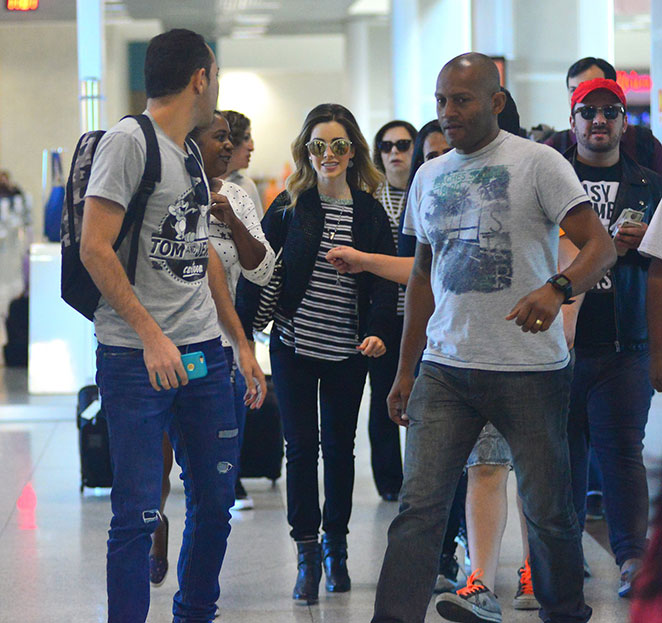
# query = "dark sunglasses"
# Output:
<box><xmin>378</xmin><ymin>139</ymin><xmax>412</xmax><ymax>153</ymax></box>
<box><xmin>185</xmin><ymin>153</ymin><xmax>209</xmax><ymax>206</ymax></box>
<box><xmin>306</xmin><ymin>138</ymin><xmax>352</xmax><ymax>157</ymax></box>
<box><xmin>573</xmin><ymin>104</ymin><xmax>625</xmax><ymax>121</ymax></box>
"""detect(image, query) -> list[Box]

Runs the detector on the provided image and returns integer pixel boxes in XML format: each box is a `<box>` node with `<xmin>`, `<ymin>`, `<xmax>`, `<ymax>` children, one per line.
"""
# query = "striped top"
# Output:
<box><xmin>274</xmin><ymin>194</ymin><xmax>359</xmax><ymax>361</ymax></box>
<box><xmin>375</xmin><ymin>183</ymin><xmax>407</xmax><ymax>316</ymax></box>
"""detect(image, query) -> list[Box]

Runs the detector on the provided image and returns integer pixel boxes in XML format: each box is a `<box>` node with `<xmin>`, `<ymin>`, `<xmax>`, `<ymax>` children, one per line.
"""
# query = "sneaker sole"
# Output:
<box><xmin>435</xmin><ymin>599</ymin><xmax>502</xmax><ymax>623</ymax></box>
<box><xmin>512</xmin><ymin>596</ymin><xmax>540</xmax><ymax>610</ymax></box>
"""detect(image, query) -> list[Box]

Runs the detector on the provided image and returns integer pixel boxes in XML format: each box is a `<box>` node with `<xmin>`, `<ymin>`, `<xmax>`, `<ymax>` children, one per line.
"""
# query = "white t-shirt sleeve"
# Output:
<box><xmin>220</xmin><ymin>182</ymin><xmax>275</xmax><ymax>285</ymax></box>
<box><xmin>638</xmin><ymin>198</ymin><xmax>662</xmax><ymax>259</ymax></box>
<box><xmin>533</xmin><ymin>145</ymin><xmax>589</xmax><ymax>224</ymax></box>
<box><xmin>85</xmin><ymin>129</ymin><xmax>145</xmax><ymax>211</ymax></box>
<box><xmin>402</xmin><ymin>170</ymin><xmax>430</xmax><ymax>244</ymax></box>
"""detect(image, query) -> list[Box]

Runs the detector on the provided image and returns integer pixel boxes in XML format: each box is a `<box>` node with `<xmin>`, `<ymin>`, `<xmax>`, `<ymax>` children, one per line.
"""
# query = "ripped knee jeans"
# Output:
<box><xmin>97</xmin><ymin>337</ymin><xmax>238</xmax><ymax>623</ymax></box>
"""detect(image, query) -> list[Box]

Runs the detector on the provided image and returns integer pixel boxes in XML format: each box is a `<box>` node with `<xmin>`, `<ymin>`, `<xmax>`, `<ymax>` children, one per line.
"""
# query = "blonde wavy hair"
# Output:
<box><xmin>285</xmin><ymin>103</ymin><xmax>384</xmax><ymax>208</ymax></box>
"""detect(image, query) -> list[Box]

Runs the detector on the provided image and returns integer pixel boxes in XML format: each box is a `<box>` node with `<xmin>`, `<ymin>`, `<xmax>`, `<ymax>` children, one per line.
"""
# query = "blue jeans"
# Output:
<box><xmin>368</xmin><ymin>316</ymin><xmax>404</xmax><ymax>495</ymax></box>
<box><xmin>567</xmin><ymin>348</ymin><xmax>650</xmax><ymax>565</ymax></box>
<box><xmin>372</xmin><ymin>361</ymin><xmax>591</xmax><ymax>623</ymax></box>
<box><xmin>223</xmin><ymin>345</ymin><xmax>247</xmax><ymax>468</ymax></box>
<box><xmin>270</xmin><ymin>333</ymin><xmax>368</xmax><ymax>540</ymax></box>
<box><xmin>97</xmin><ymin>338</ymin><xmax>238</xmax><ymax>623</ymax></box>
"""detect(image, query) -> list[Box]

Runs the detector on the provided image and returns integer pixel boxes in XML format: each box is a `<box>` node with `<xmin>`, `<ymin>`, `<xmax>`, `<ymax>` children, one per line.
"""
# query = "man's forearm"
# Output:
<box><xmin>81</xmin><ymin>241</ymin><xmax>161</xmax><ymax>343</ymax></box>
<box><xmin>560</xmin><ymin>205</ymin><xmax>616</xmax><ymax>297</ymax></box>
<box><xmin>398</xmin><ymin>270</ymin><xmax>434</xmax><ymax>377</ymax></box>
<box><xmin>207</xmin><ymin>250</ymin><xmax>249</xmax><ymax>349</ymax></box>
<box><xmin>563</xmin><ymin>236</ymin><xmax>616</xmax><ymax>297</ymax></box>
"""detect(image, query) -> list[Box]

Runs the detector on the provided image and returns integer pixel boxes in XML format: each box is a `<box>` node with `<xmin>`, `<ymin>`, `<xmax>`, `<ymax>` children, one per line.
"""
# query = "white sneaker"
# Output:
<box><xmin>231</xmin><ymin>495</ymin><xmax>254</xmax><ymax>511</ymax></box>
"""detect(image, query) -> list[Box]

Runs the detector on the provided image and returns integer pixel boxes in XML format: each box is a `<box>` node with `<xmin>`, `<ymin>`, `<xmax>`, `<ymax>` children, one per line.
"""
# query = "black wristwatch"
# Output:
<box><xmin>547</xmin><ymin>273</ymin><xmax>573</xmax><ymax>304</ymax></box>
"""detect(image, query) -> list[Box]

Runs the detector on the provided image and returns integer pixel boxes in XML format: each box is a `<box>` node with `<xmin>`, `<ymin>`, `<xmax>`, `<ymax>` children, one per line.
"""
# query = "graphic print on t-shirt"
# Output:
<box><xmin>149</xmin><ymin>187</ymin><xmax>210</xmax><ymax>283</ymax></box>
<box><xmin>425</xmin><ymin>165</ymin><xmax>512</xmax><ymax>294</ymax></box>
<box><xmin>581</xmin><ymin>179</ymin><xmax>619</xmax><ymax>293</ymax></box>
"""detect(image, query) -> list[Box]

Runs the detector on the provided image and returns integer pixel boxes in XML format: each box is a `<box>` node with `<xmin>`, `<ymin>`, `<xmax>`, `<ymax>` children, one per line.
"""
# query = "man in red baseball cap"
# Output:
<box><xmin>560</xmin><ymin>75</ymin><xmax>662</xmax><ymax>599</ymax></box>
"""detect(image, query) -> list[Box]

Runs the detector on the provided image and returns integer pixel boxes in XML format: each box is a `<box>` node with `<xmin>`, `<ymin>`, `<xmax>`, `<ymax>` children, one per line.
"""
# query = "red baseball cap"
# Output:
<box><xmin>571</xmin><ymin>78</ymin><xmax>626</xmax><ymax>109</ymax></box>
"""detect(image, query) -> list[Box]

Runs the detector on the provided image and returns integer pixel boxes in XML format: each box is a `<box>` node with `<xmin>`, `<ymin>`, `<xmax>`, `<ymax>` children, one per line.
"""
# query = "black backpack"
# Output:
<box><xmin>60</xmin><ymin>114</ymin><xmax>161</xmax><ymax>320</ymax></box>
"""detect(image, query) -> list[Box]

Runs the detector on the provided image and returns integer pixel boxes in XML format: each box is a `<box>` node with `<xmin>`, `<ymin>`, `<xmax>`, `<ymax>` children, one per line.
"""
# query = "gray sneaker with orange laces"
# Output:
<box><xmin>435</xmin><ymin>570</ymin><xmax>502</xmax><ymax>623</ymax></box>
<box><xmin>512</xmin><ymin>557</ymin><xmax>540</xmax><ymax>610</ymax></box>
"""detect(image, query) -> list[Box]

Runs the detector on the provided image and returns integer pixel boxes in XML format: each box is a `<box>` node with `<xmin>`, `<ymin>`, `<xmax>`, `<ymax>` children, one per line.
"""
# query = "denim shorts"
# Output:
<box><xmin>466</xmin><ymin>421</ymin><xmax>513</xmax><ymax>469</ymax></box>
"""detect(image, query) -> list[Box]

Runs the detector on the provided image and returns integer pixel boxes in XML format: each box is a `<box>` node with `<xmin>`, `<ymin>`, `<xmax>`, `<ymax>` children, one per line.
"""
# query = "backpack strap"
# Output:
<box><xmin>185</xmin><ymin>136</ymin><xmax>204</xmax><ymax>166</ymax></box>
<box><xmin>64</xmin><ymin>130</ymin><xmax>105</xmax><ymax>247</ymax></box>
<box><xmin>116</xmin><ymin>114</ymin><xmax>161</xmax><ymax>284</ymax></box>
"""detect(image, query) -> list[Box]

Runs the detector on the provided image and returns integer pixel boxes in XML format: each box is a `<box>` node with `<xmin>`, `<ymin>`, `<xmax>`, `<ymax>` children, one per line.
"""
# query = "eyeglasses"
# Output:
<box><xmin>185</xmin><ymin>153</ymin><xmax>209</xmax><ymax>205</ymax></box>
<box><xmin>378</xmin><ymin>139</ymin><xmax>412</xmax><ymax>153</ymax></box>
<box><xmin>573</xmin><ymin>104</ymin><xmax>625</xmax><ymax>121</ymax></box>
<box><xmin>306</xmin><ymin>138</ymin><xmax>352</xmax><ymax>157</ymax></box>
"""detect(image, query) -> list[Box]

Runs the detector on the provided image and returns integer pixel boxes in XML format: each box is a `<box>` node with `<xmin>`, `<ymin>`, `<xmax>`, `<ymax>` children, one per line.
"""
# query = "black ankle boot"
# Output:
<box><xmin>322</xmin><ymin>534</ymin><xmax>351</xmax><ymax>592</ymax></box>
<box><xmin>293</xmin><ymin>540</ymin><xmax>322</xmax><ymax>603</ymax></box>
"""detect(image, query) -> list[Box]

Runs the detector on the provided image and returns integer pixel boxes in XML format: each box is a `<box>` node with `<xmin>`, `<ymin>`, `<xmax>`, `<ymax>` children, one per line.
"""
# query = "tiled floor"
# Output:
<box><xmin>1</xmin><ymin>365</ymin><xmax>659</xmax><ymax>623</ymax></box>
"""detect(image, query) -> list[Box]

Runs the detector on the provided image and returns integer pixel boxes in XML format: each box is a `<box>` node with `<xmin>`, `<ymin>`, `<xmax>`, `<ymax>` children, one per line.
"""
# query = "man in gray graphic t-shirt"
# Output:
<box><xmin>371</xmin><ymin>54</ymin><xmax>616</xmax><ymax>623</ymax></box>
<box><xmin>81</xmin><ymin>29</ymin><xmax>265</xmax><ymax>623</ymax></box>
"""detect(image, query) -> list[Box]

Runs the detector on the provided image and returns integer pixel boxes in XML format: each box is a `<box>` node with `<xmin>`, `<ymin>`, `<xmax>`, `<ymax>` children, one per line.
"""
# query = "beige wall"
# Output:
<box><xmin>219</xmin><ymin>70</ymin><xmax>347</xmax><ymax>185</ymax></box>
<box><xmin>0</xmin><ymin>22</ymin><xmax>79</xmax><ymax>236</ymax></box>
<box><xmin>0</xmin><ymin>19</ymin><xmax>161</xmax><ymax>238</ymax></box>
<box><xmin>218</xmin><ymin>34</ymin><xmax>347</xmax><ymax>187</ymax></box>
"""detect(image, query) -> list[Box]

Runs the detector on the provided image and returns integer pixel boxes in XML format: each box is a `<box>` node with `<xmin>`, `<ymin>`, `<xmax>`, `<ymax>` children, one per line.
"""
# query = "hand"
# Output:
<box><xmin>563</xmin><ymin>315</ymin><xmax>576</xmax><ymax>350</ymax></box>
<box><xmin>614</xmin><ymin>222</ymin><xmax>647</xmax><ymax>256</ymax></box>
<box><xmin>357</xmin><ymin>336</ymin><xmax>386</xmax><ymax>357</ymax></box>
<box><xmin>326</xmin><ymin>245</ymin><xmax>367</xmax><ymax>274</ymax></box>
<box><xmin>387</xmin><ymin>373</ymin><xmax>414</xmax><ymax>427</ymax></box>
<box><xmin>505</xmin><ymin>283</ymin><xmax>565</xmax><ymax>334</ymax></box>
<box><xmin>235</xmin><ymin>343</ymin><xmax>267</xmax><ymax>409</ymax></box>
<box><xmin>210</xmin><ymin>190</ymin><xmax>236</xmax><ymax>225</ymax></box>
<box><xmin>143</xmin><ymin>332</ymin><xmax>187</xmax><ymax>391</ymax></box>
<box><xmin>651</xmin><ymin>354</ymin><xmax>662</xmax><ymax>392</ymax></box>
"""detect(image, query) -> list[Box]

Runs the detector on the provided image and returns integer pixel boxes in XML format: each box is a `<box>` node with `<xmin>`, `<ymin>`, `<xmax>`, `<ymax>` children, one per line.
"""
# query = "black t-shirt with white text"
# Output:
<box><xmin>573</xmin><ymin>160</ymin><xmax>621</xmax><ymax>349</ymax></box>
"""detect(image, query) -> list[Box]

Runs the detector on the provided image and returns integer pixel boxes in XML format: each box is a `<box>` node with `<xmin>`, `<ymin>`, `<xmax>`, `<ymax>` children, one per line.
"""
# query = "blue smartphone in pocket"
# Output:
<box><xmin>157</xmin><ymin>351</ymin><xmax>208</xmax><ymax>387</ymax></box>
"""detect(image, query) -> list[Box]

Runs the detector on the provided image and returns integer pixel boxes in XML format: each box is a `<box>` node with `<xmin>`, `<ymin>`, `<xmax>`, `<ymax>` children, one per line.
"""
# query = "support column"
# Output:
<box><xmin>76</xmin><ymin>0</ymin><xmax>105</xmax><ymax>132</ymax></box>
<box><xmin>507</xmin><ymin>0</ymin><xmax>614</xmax><ymax>131</ymax></box>
<box><xmin>391</xmin><ymin>0</ymin><xmax>472</xmax><ymax>128</ymax></box>
<box><xmin>345</xmin><ymin>15</ymin><xmax>392</xmax><ymax>142</ymax></box>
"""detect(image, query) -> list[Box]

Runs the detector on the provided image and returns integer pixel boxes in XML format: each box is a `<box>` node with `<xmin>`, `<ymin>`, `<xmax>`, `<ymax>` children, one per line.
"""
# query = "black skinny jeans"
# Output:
<box><xmin>270</xmin><ymin>332</ymin><xmax>368</xmax><ymax>541</ymax></box>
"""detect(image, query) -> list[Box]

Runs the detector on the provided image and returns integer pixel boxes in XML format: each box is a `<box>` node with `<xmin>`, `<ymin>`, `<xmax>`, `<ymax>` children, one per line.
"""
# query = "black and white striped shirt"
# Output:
<box><xmin>375</xmin><ymin>183</ymin><xmax>407</xmax><ymax>316</ymax></box>
<box><xmin>275</xmin><ymin>194</ymin><xmax>359</xmax><ymax>361</ymax></box>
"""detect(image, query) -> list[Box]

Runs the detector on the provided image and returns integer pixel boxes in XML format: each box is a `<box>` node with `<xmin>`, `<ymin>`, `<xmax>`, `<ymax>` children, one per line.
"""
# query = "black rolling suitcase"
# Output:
<box><xmin>239</xmin><ymin>376</ymin><xmax>284</xmax><ymax>482</ymax></box>
<box><xmin>77</xmin><ymin>385</ymin><xmax>113</xmax><ymax>491</ymax></box>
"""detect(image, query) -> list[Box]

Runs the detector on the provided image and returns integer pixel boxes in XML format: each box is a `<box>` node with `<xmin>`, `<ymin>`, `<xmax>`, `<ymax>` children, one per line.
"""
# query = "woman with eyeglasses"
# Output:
<box><xmin>236</xmin><ymin>103</ymin><xmax>397</xmax><ymax>603</ymax></box>
<box><xmin>363</xmin><ymin>120</ymin><xmax>418</xmax><ymax>503</ymax></box>
<box><xmin>220</xmin><ymin>110</ymin><xmax>264</xmax><ymax>218</ymax></box>
<box><xmin>148</xmin><ymin>110</ymin><xmax>274</xmax><ymax>587</ymax></box>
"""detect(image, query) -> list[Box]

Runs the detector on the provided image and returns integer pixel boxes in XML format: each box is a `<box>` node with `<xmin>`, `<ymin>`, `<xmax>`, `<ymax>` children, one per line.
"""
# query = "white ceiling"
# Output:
<box><xmin>0</xmin><ymin>0</ymin><xmax>360</xmax><ymax>38</ymax></box>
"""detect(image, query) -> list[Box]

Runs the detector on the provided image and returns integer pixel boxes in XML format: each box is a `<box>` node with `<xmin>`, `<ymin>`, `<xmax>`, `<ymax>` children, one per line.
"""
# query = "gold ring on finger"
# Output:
<box><xmin>535</xmin><ymin>319</ymin><xmax>543</xmax><ymax>327</ymax></box>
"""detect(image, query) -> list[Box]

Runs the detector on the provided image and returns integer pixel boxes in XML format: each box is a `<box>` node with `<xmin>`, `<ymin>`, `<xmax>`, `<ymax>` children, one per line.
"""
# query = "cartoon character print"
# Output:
<box><xmin>149</xmin><ymin>186</ymin><xmax>210</xmax><ymax>283</ymax></box>
<box><xmin>424</xmin><ymin>165</ymin><xmax>512</xmax><ymax>294</ymax></box>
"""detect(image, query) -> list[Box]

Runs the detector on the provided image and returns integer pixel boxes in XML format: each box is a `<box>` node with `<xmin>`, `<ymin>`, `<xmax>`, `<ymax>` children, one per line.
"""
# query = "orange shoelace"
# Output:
<box><xmin>457</xmin><ymin>569</ymin><xmax>487</xmax><ymax>597</ymax></box>
<box><xmin>519</xmin><ymin>558</ymin><xmax>535</xmax><ymax>595</ymax></box>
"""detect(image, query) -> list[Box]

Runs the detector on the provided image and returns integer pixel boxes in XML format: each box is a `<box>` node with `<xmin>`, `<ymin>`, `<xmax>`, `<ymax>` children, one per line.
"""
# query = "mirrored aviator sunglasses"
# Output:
<box><xmin>378</xmin><ymin>139</ymin><xmax>412</xmax><ymax>153</ymax></box>
<box><xmin>185</xmin><ymin>153</ymin><xmax>210</xmax><ymax>205</ymax></box>
<box><xmin>306</xmin><ymin>138</ymin><xmax>352</xmax><ymax>158</ymax></box>
<box><xmin>574</xmin><ymin>104</ymin><xmax>625</xmax><ymax>121</ymax></box>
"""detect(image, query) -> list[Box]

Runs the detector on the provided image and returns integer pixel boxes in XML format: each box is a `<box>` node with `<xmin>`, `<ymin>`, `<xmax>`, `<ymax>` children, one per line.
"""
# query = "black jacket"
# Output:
<box><xmin>566</xmin><ymin>145</ymin><xmax>662</xmax><ymax>350</ymax></box>
<box><xmin>236</xmin><ymin>186</ymin><xmax>398</xmax><ymax>344</ymax></box>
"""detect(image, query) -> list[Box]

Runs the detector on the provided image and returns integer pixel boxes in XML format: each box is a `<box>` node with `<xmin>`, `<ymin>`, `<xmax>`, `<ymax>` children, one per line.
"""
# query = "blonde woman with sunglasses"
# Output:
<box><xmin>236</xmin><ymin>103</ymin><xmax>398</xmax><ymax>603</ymax></box>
